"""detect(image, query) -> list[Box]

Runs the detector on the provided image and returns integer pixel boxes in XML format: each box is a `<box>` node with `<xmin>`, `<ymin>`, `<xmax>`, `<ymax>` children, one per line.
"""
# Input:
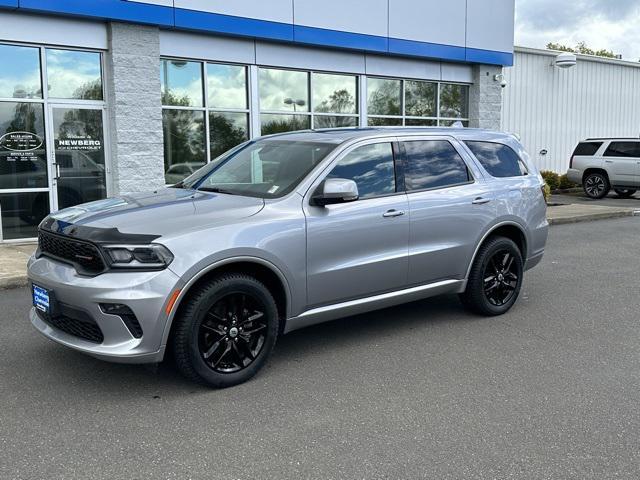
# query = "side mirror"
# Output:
<box><xmin>311</xmin><ymin>178</ymin><xmax>359</xmax><ymax>207</ymax></box>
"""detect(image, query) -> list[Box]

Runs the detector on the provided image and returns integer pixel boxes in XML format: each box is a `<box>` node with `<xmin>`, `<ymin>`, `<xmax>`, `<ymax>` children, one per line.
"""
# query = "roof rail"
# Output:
<box><xmin>584</xmin><ymin>137</ymin><xmax>640</xmax><ymax>141</ymax></box>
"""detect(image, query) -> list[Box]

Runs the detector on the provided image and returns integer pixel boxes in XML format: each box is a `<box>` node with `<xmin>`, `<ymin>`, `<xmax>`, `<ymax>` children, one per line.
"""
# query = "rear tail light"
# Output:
<box><xmin>569</xmin><ymin>155</ymin><xmax>574</xmax><ymax>169</ymax></box>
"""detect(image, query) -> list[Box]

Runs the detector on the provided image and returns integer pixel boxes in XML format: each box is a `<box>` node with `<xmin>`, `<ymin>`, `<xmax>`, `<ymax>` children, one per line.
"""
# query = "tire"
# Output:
<box><xmin>172</xmin><ymin>273</ymin><xmax>280</xmax><ymax>388</ymax></box>
<box><xmin>614</xmin><ymin>188</ymin><xmax>637</xmax><ymax>199</ymax></box>
<box><xmin>460</xmin><ymin>236</ymin><xmax>524</xmax><ymax>316</ymax></box>
<box><xmin>583</xmin><ymin>172</ymin><xmax>610</xmax><ymax>199</ymax></box>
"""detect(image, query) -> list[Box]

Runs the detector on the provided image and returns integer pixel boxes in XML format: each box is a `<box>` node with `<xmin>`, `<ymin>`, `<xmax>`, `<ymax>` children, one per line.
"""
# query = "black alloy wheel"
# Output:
<box><xmin>583</xmin><ymin>173</ymin><xmax>610</xmax><ymax>199</ymax></box>
<box><xmin>198</xmin><ymin>292</ymin><xmax>268</xmax><ymax>373</ymax></box>
<box><xmin>614</xmin><ymin>188</ymin><xmax>637</xmax><ymax>199</ymax></box>
<box><xmin>173</xmin><ymin>273</ymin><xmax>279</xmax><ymax>388</ymax></box>
<box><xmin>483</xmin><ymin>250</ymin><xmax>519</xmax><ymax>307</ymax></box>
<box><xmin>460</xmin><ymin>236</ymin><xmax>524</xmax><ymax>316</ymax></box>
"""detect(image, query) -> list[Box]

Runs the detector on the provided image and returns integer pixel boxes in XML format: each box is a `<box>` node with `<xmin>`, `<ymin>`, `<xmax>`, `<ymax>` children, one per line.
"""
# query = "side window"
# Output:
<box><xmin>403</xmin><ymin>140</ymin><xmax>470</xmax><ymax>191</ymax></box>
<box><xmin>572</xmin><ymin>142</ymin><xmax>603</xmax><ymax>157</ymax></box>
<box><xmin>604</xmin><ymin>142</ymin><xmax>640</xmax><ymax>158</ymax></box>
<box><xmin>327</xmin><ymin>143</ymin><xmax>396</xmax><ymax>199</ymax></box>
<box><xmin>465</xmin><ymin>141</ymin><xmax>528</xmax><ymax>178</ymax></box>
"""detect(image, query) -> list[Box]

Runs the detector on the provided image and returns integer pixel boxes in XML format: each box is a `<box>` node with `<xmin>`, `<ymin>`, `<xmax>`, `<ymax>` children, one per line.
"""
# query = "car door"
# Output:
<box><xmin>304</xmin><ymin>140</ymin><xmax>409</xmax><ymax>307</ymax></box>
<box><xmin>603</xmin><ymin>141</ymin><xmax>640</xmax><ymax>186</ymax></box>
<box><xmin>400</xmin><ymin>137</ymin><xmax>496</xmax><ymax>286</ymax></box>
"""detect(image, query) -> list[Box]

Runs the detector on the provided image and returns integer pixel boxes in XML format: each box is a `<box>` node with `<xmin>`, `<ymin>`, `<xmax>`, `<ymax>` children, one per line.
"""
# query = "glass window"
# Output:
<box><xmin>261</xmin><ymin>114</ymin><xmax>310</xmax><ymax>135</ymax></box>
<box><xmin>368</xmin><ymin>117</ymin><xmax>402</xmax><ymax>127</ymax></box>
<box><xmin>406</xmin><ymin>118</ymin><xmax>437</xmax><ymax>127</ymax></box>
<box><xmin>184</xmin><ymin>140</ymin><xmax>336</xmax><ymax>198</ymax></box>
<box><xmin>573</xmin><ymin>142</ymin><xmax>603</xmax><ymax>157</ymax></box>
<box><xmin>161</xmin><ymin>59</ymin><xmax>203</xmax><ymax>107</ymax></box>
<box><xmin>405</xmin><ymin>80</ymin><xmax>436</xmax><ymax>118</ymax></box>
<box><xmin>439</xmin><ymin>83</ymin><xmax>469</xmax><ymax>119</ymax></box>
<box><xmin>403</xmin><ymin>140</ymin><xmax>470</xmax><ymax>191</ymax></box>
<box><xmin>207</xmin><ymin>64</ymin><xmax>247</xmax><ymax>109</ymax></box>
<box><xmin>604</xmin><ymin>142</ymin><xmax>640</xmax><ymax>158</ymax></box>
<box><xmin>46</xmin><ymin>49</ymin><xmax>103</xmax><ymax>100</ymax></box>
<box><xmin>439</xmin><ymin>119</ymin><xmax>469</xmax><ymax>127</ymax></box>
<box><xmin>0</xmin><ymin>192</ymin><xmax>49</xmax><ymax>239</ymax></box>
<box><xmin>312</xmin><ymin>73</ymin><xmax>357</xmax><ymax>114</ymax></box>
<box><xmin>259</xmin><ymin>68</ymin><xmax>309</xmax><ymax>112</ymax></box>
<box><xmin>0</xmin><ymin>102</ymin><xmax>47</xmax><ymax>189</ymax></box>
<box><xmin>314</xmin><ymin>116</ymin><xmax>358</xmax><ymax>129</ymax></box>
<box><xmin>328</xmin><ymin>143</ymin><xmax>396</xmax><ymax>199</ymax></box>
<box><xmin>0</xmin><ymin>44</ymin><xmax>42</xmax><ymax>99</ymax></box>
<box><xmin>209</xmin><ymin>112</ymin><xmax>249</xmax><ymax>159</ymax></box>
<box><xmin>162</xmin><ymin>110</ymin><xmax>206</xmax><ymax>184</ymax></box>
<box><xmin>367</xmin><ymin>78</ymin><xmax>402</xmax><ymax>116</ymax></box>
<box><xmin>465</xmin><ymin>141</ymin><xmax>528</xmax><ymax>178</ymax></box>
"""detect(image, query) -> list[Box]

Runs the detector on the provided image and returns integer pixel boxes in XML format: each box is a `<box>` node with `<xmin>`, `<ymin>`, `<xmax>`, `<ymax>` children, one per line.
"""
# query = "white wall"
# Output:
<box><xmin>502</xmin><ymin>47</ymin><xmax>640</xmax><ymax>173</ymax></box>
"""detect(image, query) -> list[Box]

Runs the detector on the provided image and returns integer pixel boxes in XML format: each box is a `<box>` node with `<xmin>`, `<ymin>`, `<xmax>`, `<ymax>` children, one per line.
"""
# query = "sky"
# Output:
<box><xmin>515</xmin><ymin>0</ymin><xmax>640</xmax><ymax>60</ymax></box>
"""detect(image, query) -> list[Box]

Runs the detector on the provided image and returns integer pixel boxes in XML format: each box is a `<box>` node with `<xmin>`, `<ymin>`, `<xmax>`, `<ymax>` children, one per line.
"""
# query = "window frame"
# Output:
<box><xmin>160</xmin><ymin>57</ymin><xmax>252</xmax><ymax>181</ymax></box>
<box><xmin>397</xmin><ymin>137</ymin><xmax>477</xmax><ymax>194</ymax></box>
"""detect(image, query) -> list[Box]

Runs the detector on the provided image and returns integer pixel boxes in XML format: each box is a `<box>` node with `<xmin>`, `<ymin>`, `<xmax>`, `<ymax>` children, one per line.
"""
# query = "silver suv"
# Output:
<box><xmin>28</xmin><ymin>128</ymin><xmax>548</xmax><ymax>388</ymax></box>
<box><xmin>567</xmin><ymin>138</ymin><xmax>640</xmax><ymax>199</ymax></box>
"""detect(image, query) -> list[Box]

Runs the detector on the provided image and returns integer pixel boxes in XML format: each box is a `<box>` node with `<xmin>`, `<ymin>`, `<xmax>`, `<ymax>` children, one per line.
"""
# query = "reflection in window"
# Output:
<box><xmin>405</xmin><ymin>80</ymin><xmax>436</xmax><ymax>118</ymax></box>
<box><xmin>161</xmin><ymin>59</ymin><xmax>203</xmax><ymax>107</ymax></box>
<box><xmin>367</xmin><ymin>78</ymin><xmax>401</xmax><ymax>116</ymax></box>
<box><xmin>207</xmin><ymin>64</ymin><xmax>247</xmax><ymax>109</ymax></box>
<box><xmin>0</xmin><ymin>44</ymin><xmax>42</xmax><ymax>99</ymax></box>
<box><xmin>46</xmin><ymin>49</ymin><xmax>103</xmax><ymax>100</ymax></box>
<box><xmin>313</xmin><ymin>73</ymin><xmax>357</xmax><ymax>114</ymax></box>
<box><xmin>328</xmin><ymin>143</ymin><xmax>395</xmax><ymax>199</ymax></box>
<box><xmin>439</xmin><ymin>84</ymin><xmax>469</xmax><ymax>119</ymax></box>
<box><xmin>368</xmin><ymin>117</ymin><xmax>402</xmax><ymax>127</ymax></box>
<box><xmin>314</xmin><ymin>116</ymin><xmax>358</xmax><ymax>128</ymax></box>
<box><xmin>0</xmin><ymin>102</ymin><xmax>47</xmax><ymax>189</ymax></box>
<box><xmin>465</xmin><ymin>141</ymin><xmax>527</xmax><ymax>178</ymax></box>
<box><xmin>439</xmin><ymin>120</ymin><xmax>469</xmax><ymax>127</ymax></box>
<box><xmin>162</xmin><ymin>110</ymin><xmax>206</xmax><ymax>183</ymax></box>
<box><xmin>261</xmin><ymin>114</ymin><xmax>310</xmax><ymax>135</ymax></box>
<box><xmin>0</xmin><ymin>192</ymin><xmax>49</xmax><ymax>239</ymax></box>
<box><xmin>209</xmin><ymin>112</ymin><xmax>249</xmax><ymax>159</ymax></box>
<box><xmin>404</xmin><ymin>141</ymin><xmax>470</xmax><ymax>191</ymax></box>
<box><xmin>405</xmin><ymin>118</ymin><xmax>437</xmax><ymax>127</ymax></box>
<box><xmin>259</xmin><ymin>68</ymin><xmax>309</xmax><ymax>112</ymax></box>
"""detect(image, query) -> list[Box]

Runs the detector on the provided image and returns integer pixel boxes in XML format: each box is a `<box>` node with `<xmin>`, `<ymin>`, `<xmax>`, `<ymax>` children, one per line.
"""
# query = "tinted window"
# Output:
<box><xmin>604</xmin><ymin>142</ymin><xmax>640</xmax><ymax>158</ymax></box>
<box><xmin>403</xmin><ymin>140</ymin><xmax>470</xmax><ymax>191</ymax></box>
<box><xmin>465</xmin><ymin>141</ymin><xmax>527</xmax><ymax>178</ymax></box>
<box><xmin>573</xmin><ymin>142</ymin><xmax>602</xmax><ymax>157</ymax></box>
<box><xmin>328</xmin><ymin>143</ymin><xmax>396</xmax><ymax>199</ymax></box>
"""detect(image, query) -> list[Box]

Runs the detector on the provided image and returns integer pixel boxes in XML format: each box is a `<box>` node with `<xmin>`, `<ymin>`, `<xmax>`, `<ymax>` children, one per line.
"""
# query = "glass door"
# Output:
<box><xmin>49</xmin><ymin>105</ymin><xmax>107</xmax><ymax>211</ymax></box>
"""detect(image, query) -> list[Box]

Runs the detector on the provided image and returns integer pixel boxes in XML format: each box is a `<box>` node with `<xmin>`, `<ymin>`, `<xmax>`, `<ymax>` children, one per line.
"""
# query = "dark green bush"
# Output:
<box><xmin>540</xmin><ymin>170</ymin><xmax>560</xmax><ymax>191</ymax></box>
<box><xmin>558</xmin><ymin>174</ymin><xmax>577</xmax><ymax>190</ymax></box>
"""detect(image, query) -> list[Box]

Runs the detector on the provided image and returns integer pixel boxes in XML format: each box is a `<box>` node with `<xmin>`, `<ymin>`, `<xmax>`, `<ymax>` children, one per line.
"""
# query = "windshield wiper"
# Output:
<box><xmin>198</xmin><ymin>187</ymin><xmax>238</xmax><ymax>195</ymax></box>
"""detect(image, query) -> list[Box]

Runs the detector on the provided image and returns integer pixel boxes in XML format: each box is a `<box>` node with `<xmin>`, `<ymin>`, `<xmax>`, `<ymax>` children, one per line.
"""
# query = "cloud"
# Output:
<box><xmin>515</xmin><ymin>0</ymin><xmax>640</xmax><ymax>60</ymax></box>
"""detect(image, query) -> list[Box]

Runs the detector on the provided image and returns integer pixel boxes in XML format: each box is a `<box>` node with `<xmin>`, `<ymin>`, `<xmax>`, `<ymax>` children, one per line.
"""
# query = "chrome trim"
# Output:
<box><xmin>283</xmin><ymin>279</ymin><xmax>464</xmax><ymax>334</ymax></box>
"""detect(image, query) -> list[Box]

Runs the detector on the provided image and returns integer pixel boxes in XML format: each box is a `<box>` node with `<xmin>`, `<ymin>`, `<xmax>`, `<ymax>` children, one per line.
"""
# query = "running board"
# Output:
<box><xmin>283</xmin><ymin>279</ymin><xmax>465</xmax><ymax>334</ymax></box>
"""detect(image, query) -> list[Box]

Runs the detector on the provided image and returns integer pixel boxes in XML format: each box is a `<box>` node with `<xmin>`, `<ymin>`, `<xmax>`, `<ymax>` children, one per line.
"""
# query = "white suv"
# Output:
<box><xmin>567</xmin><ymin>139</ymin><xmax>640</xmax><ymax>199</ymax></box>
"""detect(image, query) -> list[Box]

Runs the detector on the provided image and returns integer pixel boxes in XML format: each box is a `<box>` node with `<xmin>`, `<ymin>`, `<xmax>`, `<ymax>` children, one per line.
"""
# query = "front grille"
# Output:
<box><xmin>38</xmin><ymin>230</ymin><xmax>106</xmax><ymax>275</ymax></box>
<box><xmin>37</xmin><ymin>308</ymin><xmax>104</xmax><ymax>344</ymax></box>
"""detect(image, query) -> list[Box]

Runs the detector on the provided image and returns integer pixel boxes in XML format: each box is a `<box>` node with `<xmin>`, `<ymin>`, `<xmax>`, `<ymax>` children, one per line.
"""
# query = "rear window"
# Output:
<box><xmin>465</xmin><ymin>141</ymin><xmax>528</xmax><ymax>178</ymax></box>
<box><xmin>572</xmin><ymin>142</ymin><xmax>603</xmax><ymax>157</ymax></box>
<box><xmin>603</xmin><ymin>142</ymin><xmax>640</xmax><ymax>158</ymax></box>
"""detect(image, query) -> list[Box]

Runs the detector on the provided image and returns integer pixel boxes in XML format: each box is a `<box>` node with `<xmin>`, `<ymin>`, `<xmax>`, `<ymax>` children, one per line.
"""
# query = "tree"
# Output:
<box><xmin>546</xmin><ymin>42</ymin><xmax>617</xmax><ymax>59</ymax></box>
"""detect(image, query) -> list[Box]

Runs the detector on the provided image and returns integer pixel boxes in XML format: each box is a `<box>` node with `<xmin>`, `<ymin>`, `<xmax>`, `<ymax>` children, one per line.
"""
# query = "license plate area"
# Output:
<box><xmin>32</xmin><ymin>284</ymin><xmax>51</xmax><ymax>314</ymax></box>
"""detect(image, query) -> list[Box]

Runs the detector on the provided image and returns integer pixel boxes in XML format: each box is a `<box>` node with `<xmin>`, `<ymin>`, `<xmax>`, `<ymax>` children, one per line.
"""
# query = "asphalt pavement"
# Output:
<box><xmin>1</xmin><ymin>217</ymin><xmax>639</xmax><ymax>479</ymax></box>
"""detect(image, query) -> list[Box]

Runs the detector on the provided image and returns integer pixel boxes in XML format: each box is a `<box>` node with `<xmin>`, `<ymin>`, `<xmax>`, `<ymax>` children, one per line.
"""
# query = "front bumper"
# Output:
<box><xmin>28</xmin><ymin>254</ymin><xmax>181</xmax><ymax>364</ymax></box>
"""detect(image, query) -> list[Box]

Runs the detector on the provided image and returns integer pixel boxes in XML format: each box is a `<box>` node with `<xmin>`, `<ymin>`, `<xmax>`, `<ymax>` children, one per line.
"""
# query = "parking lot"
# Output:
<box><xmin>1</xmin><ymin>217</ymin><xmax>639</xmax><ymax>479</ymax></box>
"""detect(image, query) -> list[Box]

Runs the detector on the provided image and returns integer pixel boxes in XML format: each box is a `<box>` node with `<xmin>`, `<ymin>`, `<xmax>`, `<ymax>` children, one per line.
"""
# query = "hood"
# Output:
<box><xmin>41</xmin><ymin>188</ymin><xmax>265</xmax><ymax>241</ymax></box>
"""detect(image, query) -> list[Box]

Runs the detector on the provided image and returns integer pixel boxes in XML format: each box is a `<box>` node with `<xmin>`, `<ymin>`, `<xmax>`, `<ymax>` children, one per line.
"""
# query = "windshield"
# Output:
<box><xmin>177</xmin><ymin>139</ymin><xmax>338</xmax><ymax>198</ymax></box>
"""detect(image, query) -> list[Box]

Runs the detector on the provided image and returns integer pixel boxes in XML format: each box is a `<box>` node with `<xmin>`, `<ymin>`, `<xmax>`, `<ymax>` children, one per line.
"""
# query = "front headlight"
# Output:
<box><xmin>101</xmin><ymin>244</ymin><xmax>174</xmax><ymax>270</ymax></box>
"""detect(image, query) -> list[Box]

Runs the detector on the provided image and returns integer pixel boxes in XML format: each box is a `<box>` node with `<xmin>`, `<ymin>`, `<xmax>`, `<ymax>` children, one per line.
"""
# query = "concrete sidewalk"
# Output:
<box><xmin>1</xmin><ymin>202</ymin><xmax>639</xmax><ymax>289</ymax></box>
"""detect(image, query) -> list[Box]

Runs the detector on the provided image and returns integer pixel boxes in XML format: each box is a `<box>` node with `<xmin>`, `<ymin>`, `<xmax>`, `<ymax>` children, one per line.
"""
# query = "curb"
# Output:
<box><xmin>0</xmin><ymin>275</ymin><xmax>29</xmax><ymax>291</ymax></box>
<box><xmin>549</xmin><ymin>209</ymin><xmax>639</xmax><ymax>226</ymax></box>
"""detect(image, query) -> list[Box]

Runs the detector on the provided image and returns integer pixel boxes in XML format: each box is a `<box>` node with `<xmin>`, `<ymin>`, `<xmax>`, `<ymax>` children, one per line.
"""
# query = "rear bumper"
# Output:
<box><xmin>28</xmin><ymin>254</ymin><xmax>180</xmax><ymax>364</ymax></box>
<box><xmin>566</xmin><ymin>169</ymin><xmax>582</xmax><ymax>185</ymax></box>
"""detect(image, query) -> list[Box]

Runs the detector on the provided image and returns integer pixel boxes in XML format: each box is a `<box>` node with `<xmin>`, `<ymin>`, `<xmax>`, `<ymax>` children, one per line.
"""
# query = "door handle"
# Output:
<box><xmin>383</xmin><ymin>209</ymin><xmax>405</xmax><ymax>218</ymax></box>
<box><xmin>472</xmin><ymin>197</ymin><xmax>492</xmax><ymax>205</ymax></box>
<box><xmin>605</xmin><ymin>160</ymin><xmax>613</xmax><ymax>164</ymax></box>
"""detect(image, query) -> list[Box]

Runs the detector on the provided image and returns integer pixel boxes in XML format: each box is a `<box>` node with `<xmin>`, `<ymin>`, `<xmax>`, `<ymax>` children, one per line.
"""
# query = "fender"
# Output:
<box><xmin>159</xmin><ymin>256</ymin><xmax>293</xmax><ymax>348</ymax></box>
<box><xmin>464</xmin><ymin>220</ymin><xmax>528</xmax><ymax>280</ymax></box>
